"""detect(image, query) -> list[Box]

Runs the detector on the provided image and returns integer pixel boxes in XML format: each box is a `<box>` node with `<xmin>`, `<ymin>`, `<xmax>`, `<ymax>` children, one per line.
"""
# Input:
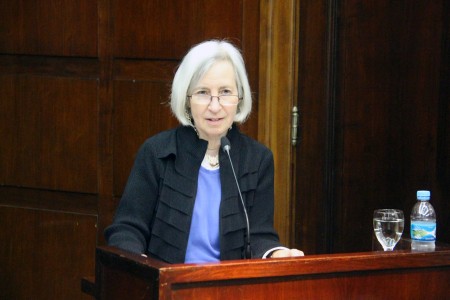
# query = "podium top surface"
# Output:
<box><xmin>96</xmin><ymin>240</ymin><xmax>450</xmax><ymax>284</ymax></box>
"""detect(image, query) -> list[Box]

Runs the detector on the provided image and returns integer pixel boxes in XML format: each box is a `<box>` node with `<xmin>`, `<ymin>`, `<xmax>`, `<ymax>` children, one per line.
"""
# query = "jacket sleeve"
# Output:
<box><xmin>246</xmin><ymin>148</ymin><xmax>283</xmax><ymax>258</ymax></box>
<box><xmin>104</xmin><ymin>140</ymin><xmax>160</xmax><ymax>254</ymax></box>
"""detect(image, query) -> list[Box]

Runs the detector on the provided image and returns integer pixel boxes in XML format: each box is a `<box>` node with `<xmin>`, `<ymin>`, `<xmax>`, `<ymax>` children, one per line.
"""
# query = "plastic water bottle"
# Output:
<box><xmin>410</xmin><ymin>190</ymin><xmax>436</xmax><ymax>251</ymax></box>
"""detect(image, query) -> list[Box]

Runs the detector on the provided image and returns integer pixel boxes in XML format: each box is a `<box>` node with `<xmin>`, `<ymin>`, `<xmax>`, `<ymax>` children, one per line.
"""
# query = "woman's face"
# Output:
<box><xmin>189</xmin><ymin>60</ymin><xmax>238</xmax><ymax>143</ymax></box>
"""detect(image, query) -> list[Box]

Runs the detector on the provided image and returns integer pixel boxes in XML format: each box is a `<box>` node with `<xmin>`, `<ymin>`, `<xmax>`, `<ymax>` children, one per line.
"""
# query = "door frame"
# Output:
<box><xmin>258</xmin><ymin>0</ymin><xmax>299</xmax><ymax>246</ymax></box>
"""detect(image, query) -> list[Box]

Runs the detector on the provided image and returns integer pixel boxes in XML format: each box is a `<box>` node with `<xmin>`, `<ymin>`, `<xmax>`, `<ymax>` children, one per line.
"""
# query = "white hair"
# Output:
<box><xmin>170</xmin><ymin>40</ymin><xmax>252</xmax><ymax>126</ymax></box>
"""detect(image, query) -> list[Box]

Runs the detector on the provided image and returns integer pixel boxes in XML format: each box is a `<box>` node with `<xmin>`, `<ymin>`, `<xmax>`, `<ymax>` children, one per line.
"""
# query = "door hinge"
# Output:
<box><xmin>291</xmin><ymin>106</ymin><xmax>299</xmax><ymax>146</ymax></box>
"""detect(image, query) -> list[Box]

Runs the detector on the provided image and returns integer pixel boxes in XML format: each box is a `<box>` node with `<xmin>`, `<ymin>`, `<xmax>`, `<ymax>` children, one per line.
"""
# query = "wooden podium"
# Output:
<box><xmin>82</xmin><ymin>242</ymin><xmax>450</xmax><ymax>299</ymax></box>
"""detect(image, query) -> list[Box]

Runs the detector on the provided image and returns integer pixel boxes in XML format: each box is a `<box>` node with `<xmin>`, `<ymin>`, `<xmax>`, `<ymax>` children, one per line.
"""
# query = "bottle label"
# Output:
<box><xmin>411</xmin><ymin>221</ymin><xmax>436</xmax><ymax>241</ymax></box>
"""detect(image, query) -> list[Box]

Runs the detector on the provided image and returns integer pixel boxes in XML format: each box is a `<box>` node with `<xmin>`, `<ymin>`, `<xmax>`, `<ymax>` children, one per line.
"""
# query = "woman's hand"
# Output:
<box><xmin>270</xmin><ymin>248</ymin><xmax>304</xmax><ymax>258</ymax></box>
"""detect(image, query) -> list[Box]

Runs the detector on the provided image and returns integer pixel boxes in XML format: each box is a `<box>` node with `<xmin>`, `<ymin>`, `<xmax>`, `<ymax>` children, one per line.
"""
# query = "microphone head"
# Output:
<box><xmin>221</xmin><ymin>136</ymin><xmax>231</xmax><ymax>152</ymax></box>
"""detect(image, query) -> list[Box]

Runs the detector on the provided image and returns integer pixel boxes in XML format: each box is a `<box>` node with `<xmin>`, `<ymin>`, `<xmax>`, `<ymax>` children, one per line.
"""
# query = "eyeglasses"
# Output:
<box><xmin>187</xmin><ymin>93</ymin><xmax>242</xmax><ymax>106</ymax></box>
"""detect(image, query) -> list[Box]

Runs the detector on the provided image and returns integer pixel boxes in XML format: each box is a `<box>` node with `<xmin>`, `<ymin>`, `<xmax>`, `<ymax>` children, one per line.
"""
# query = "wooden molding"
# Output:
<box><xmin>259</xmin><ymin>0</ymin><xmax>299</xmax><ymax>245</ymax></box>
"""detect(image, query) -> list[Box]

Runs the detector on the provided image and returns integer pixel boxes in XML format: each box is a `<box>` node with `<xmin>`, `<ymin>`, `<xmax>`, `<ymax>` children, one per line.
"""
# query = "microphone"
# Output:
<box><xmin>221</xmin><ymin>136</ymin><xmax>251</xmax><ymax>259</ymax></box>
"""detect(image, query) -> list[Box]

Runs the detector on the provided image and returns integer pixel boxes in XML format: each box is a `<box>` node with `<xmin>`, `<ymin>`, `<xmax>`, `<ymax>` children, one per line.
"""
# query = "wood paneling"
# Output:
<box><xmin>0</xmin><ymin>75</ymin><xmax>98</xmax><ymax>193</ymax></box>
<box><xmin>0</xmin><ymin>187</ymin><xmax>97</xmax><ymax>215</ymax></box>
<box><xmin>112</xmin><ymin>0</ymin><xmax>243</xmax><ymax>59</ymax></box>
<box><xmin>295</xmin><ymin>0</ymin><xmax>332</xmax><ymax>254</ymax></box>
<box><xmin>334</xmin><ymin>0</ymin><xmax>448</xmax><ymax>252</ymax></box>
<box><xmin>0</xmin><ymin>55</ymin><xmax>99</xmax><ymax>78</ymax></box>
<box><xmin>113</xmin><ymin>79</ymin><xmax>179</xmax><ymax>196</ymax></box>
<box><xmin>295</xmin><ymin>0</ymin><xmax>449</xmax><ymax>254</ymax></box>
<box><xmin>0</xmin><ymin>206</ymin><xmax>97</xmax><ymax>300</ymax></box>
<box><xmin>0</xmin><ymin>0</ymin><xmax>98</xmax><ymax>57</ymax></box>
<box><xmin>0</xmin><ymin>1</ymin><xmax>261</xmax><ymax>299</ymax></box>
<box><xmin>259</xmin><ymin>0</ymin><xmax>299</xmax><ymax>245</ymax></box>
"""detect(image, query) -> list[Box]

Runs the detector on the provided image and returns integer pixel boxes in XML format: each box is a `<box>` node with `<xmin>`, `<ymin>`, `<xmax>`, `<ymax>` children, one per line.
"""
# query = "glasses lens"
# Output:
<box><xmin>191</xmin><ymin>94</ymin><xmax>211</xmax><ymax>104</ymax></box>
<box><xmin>219</xmin><ymin>95</ymin><xmax>239</xmax><ymax>106</ymax></box>
<box><xmin>190</xmin><ymin>94</ymin><xmax>240</xmax><ymax>106</ymax></box>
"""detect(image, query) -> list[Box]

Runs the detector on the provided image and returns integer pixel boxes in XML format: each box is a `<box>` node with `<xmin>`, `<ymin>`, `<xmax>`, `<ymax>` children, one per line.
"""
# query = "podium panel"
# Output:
<box><xmin>83</xmin><ymin>243</ymin><xmax>450</xmax><ymax>299</ymax></box>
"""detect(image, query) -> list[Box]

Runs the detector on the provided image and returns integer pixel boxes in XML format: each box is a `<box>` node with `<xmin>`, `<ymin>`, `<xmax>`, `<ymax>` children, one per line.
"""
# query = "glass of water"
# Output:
<box><xmin>373</xmin><ymin>209</ymin><xmax>404</xmax><ymax>251</ymax></box>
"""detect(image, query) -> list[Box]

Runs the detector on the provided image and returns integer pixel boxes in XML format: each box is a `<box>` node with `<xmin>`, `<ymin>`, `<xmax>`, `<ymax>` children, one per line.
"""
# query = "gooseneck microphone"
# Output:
<box><xmin>221</xmin><ymin>136</ymin><xmax>251</xmax><ymax>259</ymax></box>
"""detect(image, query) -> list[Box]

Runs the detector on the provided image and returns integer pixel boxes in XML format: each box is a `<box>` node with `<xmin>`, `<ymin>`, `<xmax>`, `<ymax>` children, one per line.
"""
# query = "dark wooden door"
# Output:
<box><xmin>295</xmin><ymin>0</ymin><xmax>450</xmax><ymax>254</ymax></box>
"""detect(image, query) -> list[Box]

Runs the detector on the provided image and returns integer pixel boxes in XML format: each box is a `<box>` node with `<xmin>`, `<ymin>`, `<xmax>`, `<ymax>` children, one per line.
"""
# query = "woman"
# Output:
<box><xmin>105</xmin><ymin>40</ymin><xmax>304</xmax><ymax>263</ymax></box>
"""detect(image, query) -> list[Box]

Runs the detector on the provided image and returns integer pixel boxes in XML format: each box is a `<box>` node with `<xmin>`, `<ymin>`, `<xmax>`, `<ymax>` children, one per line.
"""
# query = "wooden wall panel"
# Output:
<box><xmin>113</xmin><ymin>79</ymin><xmax>179</xmax><ymax>196</ymax></box>
<box><xmin>294</xmin><ymin>0</ymin><xmax>331</xmax><ymax>254</ymax></box>
<box><xmin>0</xmin><ymin>75</ymin><xmax>98</xmax><ymax>193</ymax></box>
<box><xmin>0</xmin><ymin>0</ymin><xmax>261</xmax><ymax>298</ymax></box>
<box><xmin>112</xmin><ymin>0</ymin><xmax>243</xmax><ymax>59</ymax></box>
<box><xmin>239</xmin><ymin>3</ymin><xmax>260</xmax><ymax>139</ymax></box>
<box><xmin>0</xmin><ymin>206</ymin><xmax>97</xmax><ymax>300</ymax></box>
<box><xmin>334</xmin><ymin>0</ymin><xmax>448</xmax><ymax>252</ymax></box>
<box><xmin>0</xmin><ymin>0</ymin><xmax>98</xmax><ymax>57</ymax></box>
<box><xmin>0</xmin><ymin>0</ymin><xmax>100</xmax><ymax>295</ymax></box>
<box><xmin>295</xmin><ymin>0</ymin><xmax>449</xmax><ymax>254</ymax></box>
<box><xmin>0</xmin><ymin>76</ymin><xmax>15</xmax><ymax>182</ymax></box>
<box><xmin>258</xmin><ymin>0</ymin><xmax>301</xmax><ymax>245</ymax></box>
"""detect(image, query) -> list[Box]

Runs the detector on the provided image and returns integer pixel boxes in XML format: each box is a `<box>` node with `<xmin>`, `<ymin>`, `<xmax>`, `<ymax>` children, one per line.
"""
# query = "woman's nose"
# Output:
<box><xmin>208</xmin><ymin>96</ymin><xmax>222</xmax><ymax>111</ymax></box>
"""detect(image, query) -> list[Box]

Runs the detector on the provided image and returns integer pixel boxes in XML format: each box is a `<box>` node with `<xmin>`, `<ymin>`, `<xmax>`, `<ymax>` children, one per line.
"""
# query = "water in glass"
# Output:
<box><xmin>373</xmin><ymin>209</ymin><xmax>404</xmax><ymax>251</ymax></box>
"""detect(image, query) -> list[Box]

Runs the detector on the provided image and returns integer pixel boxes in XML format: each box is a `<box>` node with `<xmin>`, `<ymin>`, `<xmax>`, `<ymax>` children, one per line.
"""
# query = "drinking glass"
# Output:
<box><xmin>373</xmin><ymin>209</ymin><xmax>404</xmax><ymax>251</ymax></box>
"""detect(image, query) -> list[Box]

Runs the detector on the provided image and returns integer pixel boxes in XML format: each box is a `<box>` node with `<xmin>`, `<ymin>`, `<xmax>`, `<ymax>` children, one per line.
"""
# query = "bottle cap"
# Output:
<box><xmin>417</xmin><ymin>190</ymin><xmax>430</xmax><ymax>200</ymax></box>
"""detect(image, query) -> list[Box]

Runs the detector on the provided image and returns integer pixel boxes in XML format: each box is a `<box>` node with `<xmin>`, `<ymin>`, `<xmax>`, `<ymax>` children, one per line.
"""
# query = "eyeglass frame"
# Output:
<box><xmin>187</xmin><ymin>94</ymin><xmax>243</xmax><ymax>106</ymax></box>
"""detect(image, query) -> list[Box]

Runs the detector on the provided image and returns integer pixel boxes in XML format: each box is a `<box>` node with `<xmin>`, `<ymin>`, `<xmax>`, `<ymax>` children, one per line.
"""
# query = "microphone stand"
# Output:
<box><xmin>221</xmin><ymin>137</ymin><xmax>252</xmax><ymax>259</ymax></box>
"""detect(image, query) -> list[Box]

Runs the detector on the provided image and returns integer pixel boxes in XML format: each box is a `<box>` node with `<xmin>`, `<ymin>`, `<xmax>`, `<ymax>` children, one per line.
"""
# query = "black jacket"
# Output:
<box><xmin>105</xmin><ymin>125</ymin><xmax>282</xmax><ymax>263</ymax></box>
